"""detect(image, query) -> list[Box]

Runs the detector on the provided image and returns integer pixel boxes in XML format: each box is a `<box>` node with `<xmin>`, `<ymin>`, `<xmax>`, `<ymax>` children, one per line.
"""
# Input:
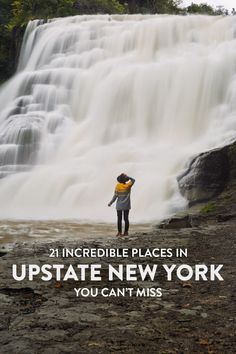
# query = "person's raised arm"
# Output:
<box><xmin>126</xmin><ymin>175</ymin><xmax>135</xmax><ymax>187</ymax></box>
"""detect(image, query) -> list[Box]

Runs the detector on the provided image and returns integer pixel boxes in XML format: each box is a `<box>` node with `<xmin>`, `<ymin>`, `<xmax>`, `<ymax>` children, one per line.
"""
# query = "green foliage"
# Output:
<box><xmin>187</xmin><ymin>3</ymin><xmax>216</xmax><ymax>15</ymax></box>
<box><xmin>119</xmin><ymin>0</ymin><xmax>182</xmax><ymax>14</ymax></box>
<box><xmin>200</xmin><ymin>202</ymin><xmax>216</xmax><ymax>215</ymax></box>
<box><xmin>0</xmin><ymin>0</ymin><xmax>12</xmax><ymax>23</ymax></box>
<box><xmin>74</xmin><ymin>0</ymin><xmax>126</xmax><ymax>14</ymax></box>
<box><xmin>0</xmin><ymin>0</ymin><xmax>14</xmax><ymax>83</ymax></box>
<box><xmin>9</xmin><ymin>0</ymin><xmax>75</xmax><ymax>29</ymax></box>
<box><xmin>186</xmin><ymin>3</ymin><xmax>229</xmax><ymax>16</ymax></box>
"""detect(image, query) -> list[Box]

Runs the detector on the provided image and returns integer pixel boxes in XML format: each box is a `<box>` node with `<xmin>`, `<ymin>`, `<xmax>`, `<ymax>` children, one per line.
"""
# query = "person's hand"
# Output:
<box><xmin>122</xmin><ymin>173</ymin><xmax>129</xmax><ymax>181</ymax></box>
<box><xmin>108</xmin><ymin>202</ymin><xmax>111</xmax><ymax>207</ymax></box>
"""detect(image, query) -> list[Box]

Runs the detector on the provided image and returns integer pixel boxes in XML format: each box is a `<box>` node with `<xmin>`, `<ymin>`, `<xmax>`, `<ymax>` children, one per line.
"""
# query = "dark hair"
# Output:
<box><xmin>117</xmin><ymin>174</ymin><xmax>129</xmax><ymax>184</ymax></box>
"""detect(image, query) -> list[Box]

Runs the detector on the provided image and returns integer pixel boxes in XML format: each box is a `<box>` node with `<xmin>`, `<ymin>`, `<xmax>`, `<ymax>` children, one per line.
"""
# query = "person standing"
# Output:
<box><xmin>108</xmin><ymin>173</ymin><xmax>135</xmax><ymax>236</ymax></box>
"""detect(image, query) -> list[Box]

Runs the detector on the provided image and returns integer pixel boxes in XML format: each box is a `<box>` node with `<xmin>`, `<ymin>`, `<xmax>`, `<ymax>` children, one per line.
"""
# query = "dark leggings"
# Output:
<box><xmin>117</xmin><ymin>210</ymin><xmax>130</xmax><ymax>233</ymax></box>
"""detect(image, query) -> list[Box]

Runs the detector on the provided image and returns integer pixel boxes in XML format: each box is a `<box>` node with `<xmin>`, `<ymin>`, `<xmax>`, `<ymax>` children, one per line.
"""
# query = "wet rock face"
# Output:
<box><xmin>178</xmin><ymin>147</ymin><xmax>230</xmax><ymax>205</ymax></box>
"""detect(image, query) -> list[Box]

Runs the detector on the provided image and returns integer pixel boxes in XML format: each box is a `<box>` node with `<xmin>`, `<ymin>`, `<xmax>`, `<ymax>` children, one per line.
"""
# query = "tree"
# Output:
<box><xmin>0</xmin><ymin>0</ymin><xmax>14</xmax><ymax>82</ymax></box>
<box><xmin>186</xmin><ymin>3</ymin><xmax>215</xmax><ymax>15</ymax></box>
<box><xmin>119</xmin><ymin>0</ymin><xmax>182</xmax><ymax>14</ymax></box>
<box><xmin>9</xmin><ymin>0</ymin><xmax>75</xmax><ymax>28</ymax></box>
<box><xmin>74</xmin><ymin>0</ymin><xmax>126</xmax><ymax>14</ymax></box>
<box><xmin>215</xmin><ymin>5</ymin><xmax>227</xmax><ymax>15</ymax></box>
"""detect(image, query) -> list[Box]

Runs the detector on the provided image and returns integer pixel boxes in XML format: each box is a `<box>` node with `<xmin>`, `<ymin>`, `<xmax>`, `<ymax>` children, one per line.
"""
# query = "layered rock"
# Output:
<box><xmin>177</xmin><ymin>142</ymin><xmax>236</xmax><ymax>205</ymax></box>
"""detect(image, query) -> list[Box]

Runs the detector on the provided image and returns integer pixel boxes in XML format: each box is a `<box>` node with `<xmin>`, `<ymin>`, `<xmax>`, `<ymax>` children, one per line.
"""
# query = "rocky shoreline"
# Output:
<box><xmin>0</xmin><ymin>212</ymin><xmax>235</xmax><ymax>354</ymax></box>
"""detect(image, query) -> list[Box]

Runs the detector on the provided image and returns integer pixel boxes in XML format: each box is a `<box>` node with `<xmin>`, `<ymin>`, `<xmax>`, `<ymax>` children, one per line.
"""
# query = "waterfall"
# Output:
<box><xmin>0</xmin><ymin>14</ymin><xmax>236</xmax><ymax>222</ymax></box>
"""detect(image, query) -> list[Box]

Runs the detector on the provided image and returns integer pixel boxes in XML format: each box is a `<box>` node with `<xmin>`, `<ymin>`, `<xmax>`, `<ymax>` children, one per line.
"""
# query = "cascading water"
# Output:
<box><xmin>0</xmin><ymin>14</ymin><xmax>236</xmax><ymax>222</ymax></box>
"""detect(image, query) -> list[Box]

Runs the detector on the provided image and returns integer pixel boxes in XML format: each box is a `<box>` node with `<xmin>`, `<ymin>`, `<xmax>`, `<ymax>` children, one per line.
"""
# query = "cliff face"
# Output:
<box><xmin>178</xmin><ymin>141</ymin><xmax>236</xmax><ymax>211</ymax></box>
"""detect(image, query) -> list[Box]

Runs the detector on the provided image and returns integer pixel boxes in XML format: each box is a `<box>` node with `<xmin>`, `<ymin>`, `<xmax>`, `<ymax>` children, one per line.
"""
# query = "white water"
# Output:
<box><xmin>0</xmin><ymin>14</ymin><xmax>236</xmax><ymax>222</ymax></box>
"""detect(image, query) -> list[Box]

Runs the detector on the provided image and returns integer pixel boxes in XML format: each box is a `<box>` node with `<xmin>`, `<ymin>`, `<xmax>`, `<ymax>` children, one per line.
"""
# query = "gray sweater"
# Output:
<box><xmin>109</xmin><ymin>177</ymin><xmax>135</xmax><ymax>210</ymax></box>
